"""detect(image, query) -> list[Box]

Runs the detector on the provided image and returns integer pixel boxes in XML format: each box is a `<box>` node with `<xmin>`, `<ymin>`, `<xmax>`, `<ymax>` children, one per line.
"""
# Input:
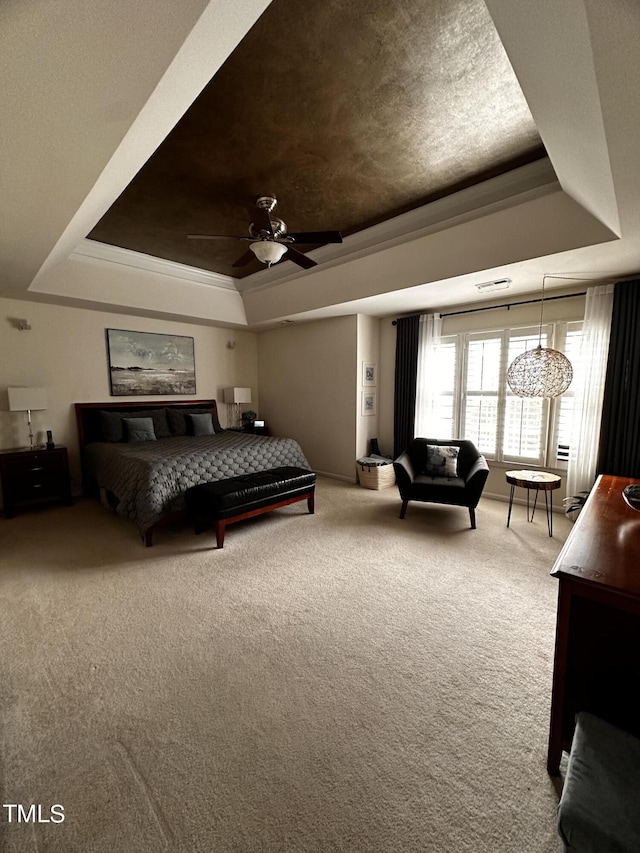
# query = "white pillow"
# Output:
<box><xmin>425</xmin><ymin>444</ymin><xmax>459</xmax><ymax>478</ymax></box>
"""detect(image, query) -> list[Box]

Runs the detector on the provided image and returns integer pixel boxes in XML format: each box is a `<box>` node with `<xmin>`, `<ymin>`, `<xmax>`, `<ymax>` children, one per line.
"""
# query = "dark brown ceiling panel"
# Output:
<box><xmin>88</xmin><ymin>0</ymin><xmax>545</xmax><ymax>278</ymax></box>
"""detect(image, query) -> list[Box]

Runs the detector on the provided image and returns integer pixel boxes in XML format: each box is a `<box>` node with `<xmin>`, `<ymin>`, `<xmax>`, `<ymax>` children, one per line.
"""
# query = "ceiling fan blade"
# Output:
<box><xmin>287</xmin><ymin>230</ymin><xmax>343</xmax><ymax>244</ymax></box>
<box><xmin>187</xmin><ymin>234</ymin><xmax>248</xmax><ymax>241</ymax></box>
<box><xmin>232</xmin><ymin>250</ymin><xmax>257</xmax><ymax>268</ymax></box>
<box><xmin>285</xmin><ymin>247</ymin><xmax>317</xmax><ymax>269</ymax></box>
<box><xmin>249</xmin><ymin>205</ymin><xmax>274</xmax><ymax>237</ymax></box>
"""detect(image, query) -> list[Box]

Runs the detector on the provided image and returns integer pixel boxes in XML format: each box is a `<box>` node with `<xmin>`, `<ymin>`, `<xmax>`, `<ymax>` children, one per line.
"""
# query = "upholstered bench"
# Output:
<box><xmin>557</xmin><ymin>712</ymin><xmax>640</xmax><ymax>852</ymax></box>
<box><xmin>185</xmin><ymin>466</ymin><xmax>316</xmax><ymax>548</ymax></box>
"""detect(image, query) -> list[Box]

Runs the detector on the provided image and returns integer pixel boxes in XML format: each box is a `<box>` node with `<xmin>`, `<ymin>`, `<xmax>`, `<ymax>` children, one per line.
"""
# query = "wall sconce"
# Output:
<box><xmin>7</xmin><ymin>318</ymin><xmax>32</xmax><ymax>330</ymax></box>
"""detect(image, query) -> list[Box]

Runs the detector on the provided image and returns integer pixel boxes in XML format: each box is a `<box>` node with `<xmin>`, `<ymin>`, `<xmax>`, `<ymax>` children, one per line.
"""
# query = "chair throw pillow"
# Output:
<box><xmin>188</xmin><ymin>412</ymin><xmax>215</xmax><ymax>436</ymax></box>
<box><xmin>424</xmin><ymin>444</ymin><xmax>459</xmax><ymax>478</ymax></box>
<box><xmin>122</xmin><ymin>417</ymin><xmax>157</xmax><ymax>443</ymax></box>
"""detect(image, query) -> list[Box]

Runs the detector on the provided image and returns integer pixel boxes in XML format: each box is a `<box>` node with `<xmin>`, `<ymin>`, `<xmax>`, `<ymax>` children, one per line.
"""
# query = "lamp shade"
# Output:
<box><xmin>249</xmin><ymin>241</ymin><xmax>287</xmax><ymax>266</ymax></box>
<box><xmin>223</xmin><ymin>387</ymin><xmax>252</xmax><ymax>404</ymax></box>
<box><xmin>8</xmin><ymin>386</ymin><xmax>48</xmax><ymax>411</ymax></box>
<box><xmin>506</xmin><ymin>346</ymin><xmax>573</xmax><ymax>398</ymax></box>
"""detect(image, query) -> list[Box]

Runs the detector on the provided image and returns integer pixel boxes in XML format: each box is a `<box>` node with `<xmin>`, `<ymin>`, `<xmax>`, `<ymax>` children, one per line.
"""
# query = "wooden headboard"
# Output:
<box><xmin>74</xmin><ymin>399</ymin><xmax>221</xmax><ymax>457</ymax></box>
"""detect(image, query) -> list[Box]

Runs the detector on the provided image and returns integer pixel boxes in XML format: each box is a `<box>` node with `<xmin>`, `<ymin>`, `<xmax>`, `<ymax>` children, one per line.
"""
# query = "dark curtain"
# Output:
<box><xmin>393</xmin><ymin>315</ymin><xmax>420</xmax><ymax>458</ymax></box>
<box><xmin>597</xmin><ymin>280</ymin><xmax>640</xmax><ymax>477</ymax></box>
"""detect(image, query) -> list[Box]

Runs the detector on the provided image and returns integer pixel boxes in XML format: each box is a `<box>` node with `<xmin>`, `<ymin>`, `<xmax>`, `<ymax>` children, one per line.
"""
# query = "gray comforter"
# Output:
<box><xmin>84</xmin><ymin>430</ymin><xmax>311</xmax><ymax>535</ymax></box>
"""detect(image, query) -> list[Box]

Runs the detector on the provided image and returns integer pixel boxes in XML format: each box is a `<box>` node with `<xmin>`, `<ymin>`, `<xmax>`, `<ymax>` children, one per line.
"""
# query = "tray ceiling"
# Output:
<box><xmin>88</xmin><ymin>0</ymin><xmax>544</xmax><ymax>279</ymax></box>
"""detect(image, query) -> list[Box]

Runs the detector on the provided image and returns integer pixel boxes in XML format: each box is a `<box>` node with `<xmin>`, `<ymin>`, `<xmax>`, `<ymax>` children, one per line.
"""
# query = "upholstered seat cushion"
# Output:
<box><xmin>558</xmin><ymin>712</ymin><xmax>640</xmax><ymax>852</ymax></box>
<box><xmin>411</xmin><ymin>475</ymin><xmax>467</xmax><ymax>504</ymax></box>
<box><xmin>186</xmin><ymin>466</ymin><xmax>316</xmax><ymax>520</ymax></box>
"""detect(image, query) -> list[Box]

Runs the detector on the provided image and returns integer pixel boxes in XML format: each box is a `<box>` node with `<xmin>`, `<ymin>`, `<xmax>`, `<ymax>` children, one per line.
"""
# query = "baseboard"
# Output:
<box><xmin>314</xmin><ymin>469</ymin><xmax>357</xmax><ymax>484</ymax></box>
<box><xmin>484</xmin><ymin>490</ymin><xmax>564</xmax><ymax>513</ymax></box>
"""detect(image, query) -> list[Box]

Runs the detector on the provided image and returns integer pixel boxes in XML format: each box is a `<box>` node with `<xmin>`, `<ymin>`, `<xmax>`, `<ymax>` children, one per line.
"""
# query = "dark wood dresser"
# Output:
<box><xmin>0</xmin><ymin>446</ymin><xmax>72</xmax><ymax>518</ymax></box>
<box><xmin>547</xmin><ymin>473</ymin><xmax>640</xmax><ymax>774</ymax></box>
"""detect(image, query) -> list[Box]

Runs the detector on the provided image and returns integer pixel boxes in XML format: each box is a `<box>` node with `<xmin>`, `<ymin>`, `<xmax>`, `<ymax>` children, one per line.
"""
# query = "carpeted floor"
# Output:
<box><xmin>0</xmin><ymin>477</ymin><xmax>570</xmax><ymax>852</ymax></box>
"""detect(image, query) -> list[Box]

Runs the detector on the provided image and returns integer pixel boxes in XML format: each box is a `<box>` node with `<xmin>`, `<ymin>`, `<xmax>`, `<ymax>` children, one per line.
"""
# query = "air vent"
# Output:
<box><xmin>475</xmin><ymin>278</ymin><xmax>511</xmax><ymax>292</ymax></box>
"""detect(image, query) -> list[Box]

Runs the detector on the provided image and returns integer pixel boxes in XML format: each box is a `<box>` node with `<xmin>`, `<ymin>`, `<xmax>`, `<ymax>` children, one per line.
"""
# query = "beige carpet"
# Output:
<box><xmin>0</xmin><ymin>478</ymin><xmax>570</xmax><ymax>852</ymax></box>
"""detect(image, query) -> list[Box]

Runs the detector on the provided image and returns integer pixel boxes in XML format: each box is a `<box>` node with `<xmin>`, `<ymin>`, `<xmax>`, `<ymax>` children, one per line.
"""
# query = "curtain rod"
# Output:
<box><xmin>391</xmin><ymin>291</ymin><xmax>586</xmax><ymax>324</ymax></box>
<box><xmin>439</xmin><ymin>290</ymin><xmax>586</xmax><ymax>318</ymax></box>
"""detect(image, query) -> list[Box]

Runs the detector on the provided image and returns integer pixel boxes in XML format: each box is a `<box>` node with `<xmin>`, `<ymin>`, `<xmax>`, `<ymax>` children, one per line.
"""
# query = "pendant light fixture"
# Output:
<box><xmin>507</xmin><ymin>275</ymin><xmax>573</xmax><ymax>398</ymax></box>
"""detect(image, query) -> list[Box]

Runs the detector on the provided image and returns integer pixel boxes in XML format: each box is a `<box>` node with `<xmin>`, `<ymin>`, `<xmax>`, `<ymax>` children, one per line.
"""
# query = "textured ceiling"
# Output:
<box><xmin>88</xmin><ymin>0</ymin><xmax>545</xmax><ymax>279</ymax></box>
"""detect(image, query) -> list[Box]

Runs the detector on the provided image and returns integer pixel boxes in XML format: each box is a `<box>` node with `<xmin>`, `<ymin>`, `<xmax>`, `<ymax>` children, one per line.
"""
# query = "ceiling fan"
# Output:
<box><xmin>187</xmin><ymin>196</ymin><xmax>343</xmax><ymax>269</ymax></box>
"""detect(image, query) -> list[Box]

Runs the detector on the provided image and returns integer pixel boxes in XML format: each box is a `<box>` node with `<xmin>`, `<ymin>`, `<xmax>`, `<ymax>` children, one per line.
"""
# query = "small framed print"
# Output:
<box><xmin>362</xmin><ymin>390</ymin><xmax>376</xmax><ymax>416</ymax></box>
<box><xmin>362</xmin><ymin>361</ymin><xmax>376</xmax><ymax>386</ymax></box>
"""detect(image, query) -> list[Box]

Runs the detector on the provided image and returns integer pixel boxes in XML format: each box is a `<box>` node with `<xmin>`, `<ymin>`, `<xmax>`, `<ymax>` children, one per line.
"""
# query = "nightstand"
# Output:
<box><xmin>0</xmin><ymin>446</ymin><xmax>73</xmax><ymax>518</ymax></box>
<box><xmin>243</xmin><ymin>424</ymin><xmax>270</xmax><ymax>436</ymax></box>
<box><xmin>245</xmin><ymin>424</ymin><xmax>270</xmax><ymax>436</ymax></box>
<box><xmin>228</xmin><ymin>425</ymin><xmax>271</xmax><ymax>436</ymax></box>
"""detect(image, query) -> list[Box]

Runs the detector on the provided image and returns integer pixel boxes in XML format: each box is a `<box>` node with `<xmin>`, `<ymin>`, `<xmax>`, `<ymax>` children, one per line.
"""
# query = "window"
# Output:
<box><xmin>416</xmin><ymin>321</ymin><xmax>582</xmax><ymax>469</ymax></box>
<box><xmin>463</xmin><ymin>336</ymin><xmax>501</xmax><ymax>456</ymax></box>
<box><xmin>414</xmin><ymin>338</ymin><xmax>458</xmax><ymax>439</ymax></box>
<box><xmin>550</xmin><ymin>323</ymin><xmax>583</xmax><ymax>466</ymax></box>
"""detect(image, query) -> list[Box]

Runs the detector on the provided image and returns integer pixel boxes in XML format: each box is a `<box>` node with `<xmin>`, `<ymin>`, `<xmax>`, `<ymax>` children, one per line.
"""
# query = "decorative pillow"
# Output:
<box><xmin>98</xmin><ymin>410</ymin><xmax>125</xmax><ymax>442</ymax></box>
<box><xmin>424</xmin><ymin>444</ymin><xmax>459</xmax><ymax>478</ymax></box>
<box><xmin>98</xmin><ymin>408</ymin><xmax>170</xmax><ymax>441</ymax></box>
<box><xmin>130</xmin><ymin>408</ymin><xmax>170</xmax><ymax>439</ymax></box>
<box><xmin>188</xmin><ymin>413</ymin><xmax>215</xmax><ymax>436</ymax></box>
<box><xmin>167</xmin><ymin>407</ymin><xmax>221</xmax><ymax>436</ymax></box>
<box><xmin>122</xmin><ymin>417</ymin><xmax>157</xmax><ymax>443</ymax></box>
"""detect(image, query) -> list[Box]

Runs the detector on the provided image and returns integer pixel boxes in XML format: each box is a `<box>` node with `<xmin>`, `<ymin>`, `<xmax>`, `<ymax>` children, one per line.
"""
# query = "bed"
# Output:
<box><xmin>75</xmin><ymin>400</ymin><xmax>312</xmax><ymax>545</ymax></box>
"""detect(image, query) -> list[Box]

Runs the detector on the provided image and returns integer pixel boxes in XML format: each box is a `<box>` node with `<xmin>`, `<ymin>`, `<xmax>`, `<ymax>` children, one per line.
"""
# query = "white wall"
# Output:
<box><xmin>257</xmin><ymin>316</ymin><xmax>358</xmax><ymax>480</ymax></box>
<box><xmin>379</xmin><ymin>319</ymin><xmax>397</xmax><ymax>458</ymax></box>
<box><xmin>35</xmin><ymin>255</ymin><xmax>248</xmax><ymax>327</ymax></box>
<box><xmin>355</xmin><ymin>315</ymin><xmax>381</xmax><ymax>459</ymax></box>
<box><xmin>0</xmin><ymin>296</ymin><xmax>258</xmax><ymax>496</ymax></box>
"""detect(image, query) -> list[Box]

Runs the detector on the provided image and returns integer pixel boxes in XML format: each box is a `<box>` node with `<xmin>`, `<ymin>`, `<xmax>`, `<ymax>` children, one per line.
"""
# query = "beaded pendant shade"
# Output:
<box><xmin>506</xmin><ymin>276</ymin><xmax>573</xmax><ymax>398</ymax></box>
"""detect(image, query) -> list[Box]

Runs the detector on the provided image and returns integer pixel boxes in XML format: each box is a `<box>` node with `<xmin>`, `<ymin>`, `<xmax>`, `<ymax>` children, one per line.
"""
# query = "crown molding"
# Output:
<box><xmin>72</xmin><ymin>158</ymin><xmax>557</xmax><ymax>297</ymax></box>
<box><xmin>72</xmin><ymin>239</ymin><xmax>238</xmax><ymax>290</ymax></box>
<box><xmin>235</xmin><ymin>157</ymin><xmax>560</xmax><ymax>293</ymax></box>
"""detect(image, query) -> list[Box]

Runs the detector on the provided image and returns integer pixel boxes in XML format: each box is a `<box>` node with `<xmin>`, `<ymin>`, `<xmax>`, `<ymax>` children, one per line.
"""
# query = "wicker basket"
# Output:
<box><xmin>356</xmin><ymin>461</ymin><xmax>396</xmax><ymax>490</ymax></box>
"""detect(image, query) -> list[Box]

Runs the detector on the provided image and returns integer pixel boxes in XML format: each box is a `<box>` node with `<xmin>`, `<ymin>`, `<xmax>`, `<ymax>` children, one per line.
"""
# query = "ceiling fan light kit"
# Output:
<box><xmin>249</xmin><ymin>240</ymin><xmax>287</xmax><ymax>266</ymax></box>
<box><xmin>187</xmin><ymin>195</ymin><xmax>342</xmax><ymax>270</ymax></box>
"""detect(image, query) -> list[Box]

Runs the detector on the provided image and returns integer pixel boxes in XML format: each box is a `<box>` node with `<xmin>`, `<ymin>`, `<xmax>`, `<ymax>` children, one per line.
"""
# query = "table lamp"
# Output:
<box><xmin>8</xmin><ymin>386</ymin><xmax>48</xmax><ymax>449</ymax></box>
<box><xmin>223</xmin><ymin>387</ymin><xmax>251</xmax><ymax>429</ymax></box>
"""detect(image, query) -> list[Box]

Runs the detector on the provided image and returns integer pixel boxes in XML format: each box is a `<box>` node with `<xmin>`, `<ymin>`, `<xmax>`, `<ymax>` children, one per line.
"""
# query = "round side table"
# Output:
<box><xmin>506</xmin><ymin>470</ymin><xmax>562</xmax><ymax>537</ymax></box>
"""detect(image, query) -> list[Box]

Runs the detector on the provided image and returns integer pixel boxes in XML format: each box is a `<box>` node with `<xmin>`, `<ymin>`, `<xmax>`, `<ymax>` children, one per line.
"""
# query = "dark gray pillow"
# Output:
<box><xmin>98</xmin><ymin>410</ymin><xmax>125</xmax><ymax>442</ymax></box>
<box><xmin>188</xmin><ymin>413</ymin><xmax>215</xmax><ymax>436</ymax></box>
<box><xmin>130</xmin><ymin>408</ymin><xmax>170</xmax><ymax>439</ymax></box>
<box><xmin>167</xmin><ymin>407</ymin><xmax>221</xmax><ymax>436</ymax></box>
<box><xmin>98</xmin><ymin>408</ymin><xmax>170</xmax><ymax>441</ymax></box>
<box><xmin>123</xmin><ymin>417</ymin><xmax>157</xmax><ymax>443</ymax></box>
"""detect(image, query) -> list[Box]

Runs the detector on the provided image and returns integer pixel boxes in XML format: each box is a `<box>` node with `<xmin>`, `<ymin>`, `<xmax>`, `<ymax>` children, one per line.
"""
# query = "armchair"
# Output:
<box><xmin>393</xmin><ymin>438</ymin><xmax>489</xmax><ymax>529</ymax></box>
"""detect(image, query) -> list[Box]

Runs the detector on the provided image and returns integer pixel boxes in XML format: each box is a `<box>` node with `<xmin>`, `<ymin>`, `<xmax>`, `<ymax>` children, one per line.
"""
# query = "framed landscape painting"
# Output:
<box><xmin>106</xmin><ymin>329</ymin><xmax>196</xmax><ymax>396</ymax></box>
